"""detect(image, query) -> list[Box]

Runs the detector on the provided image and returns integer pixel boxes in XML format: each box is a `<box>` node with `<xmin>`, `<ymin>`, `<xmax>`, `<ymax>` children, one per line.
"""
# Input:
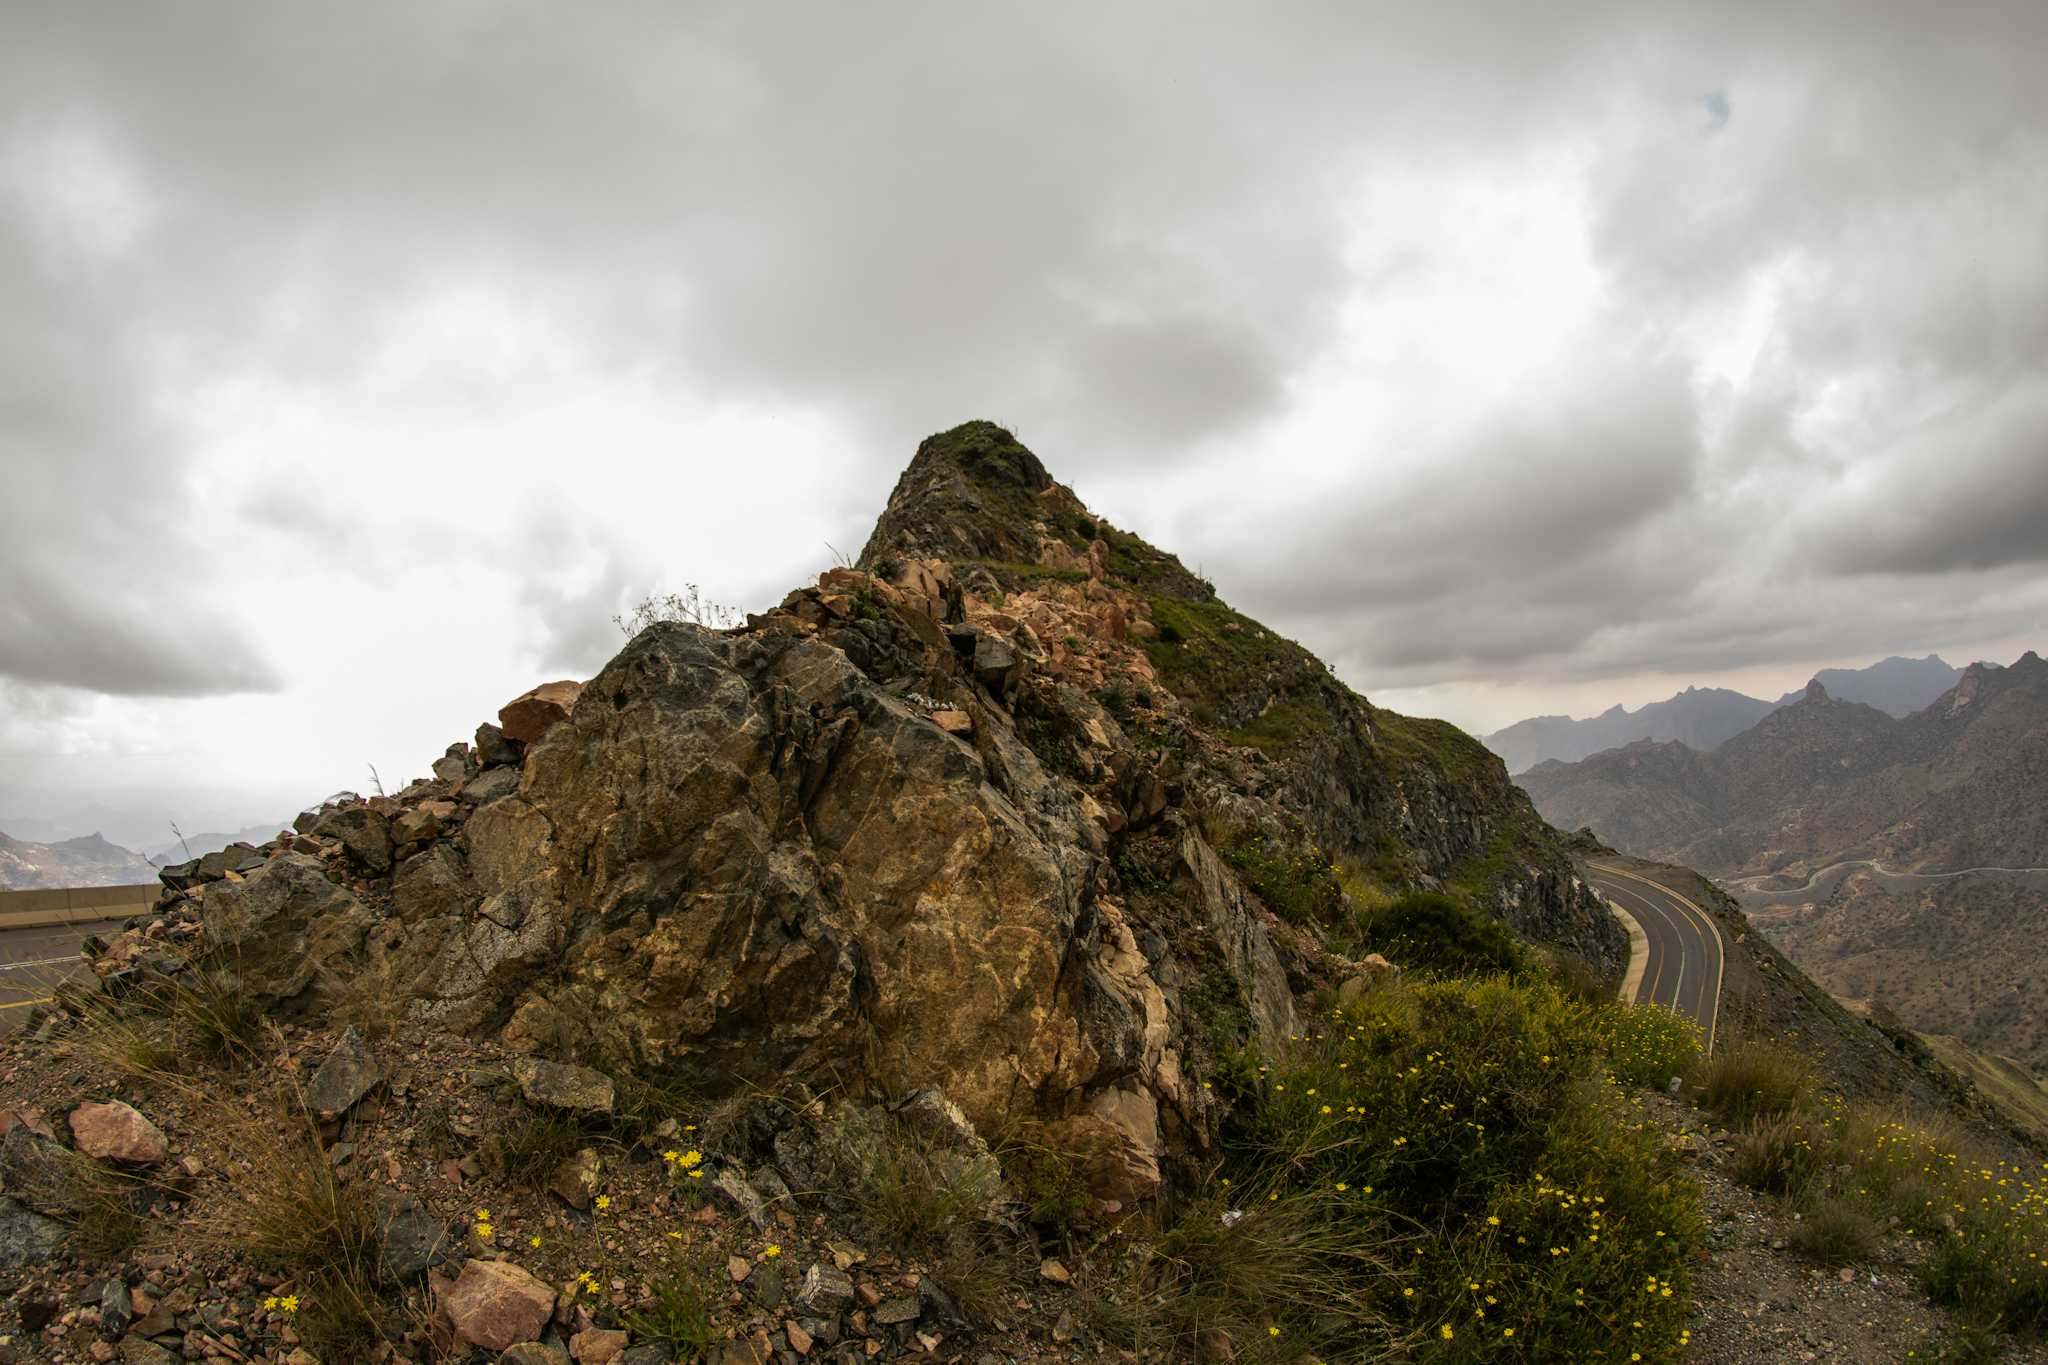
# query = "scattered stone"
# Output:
<box><xmin>432</xmin><ymin>744</ymin><xmax>478</xmax><ymax>785</ymax></box>
<box><xmin>746</xmin><ymin>1263</ymin><xmax>785</xmax><ymax>1309</ymax></box>
<box><xmin>498</xmin><ymin>681</ymin><xmax>584</xmax><ymax>745</ymax></box>
<box><xmin>69</xmin><ymin>1100</ymin><xmax>168</xmax><ymax>1165</ymax></box>
<box><xmin>117</xmin><ymin>1340</ymin><xmax>180</xmax><ymax>1365</ymax></box>
<box><xmin>0</xmin><ymin>1197</ymin><xmax>66</xmax><ymax>1268</ymax></box>
<box><xmin>374</xmin><ymin>1196</ymin><xmax>455</xmax><ymax>1285</ymax></box>
<box><xmin>785</xmin><ymin>1319</ymin><xmax>813</xmax><ymax>1356</ymax></box>
<box><xmin>476</xmin><ymin>722</ymin><xmax>524</xmax><ymax>768</ymax></box>
<box><xmin>709</xmin><ymin>1165</ymin><xmax>772</xmax><ymax>1230</ymax></box>
<box><xmin>460</xmin><ymin>765</ymin><xmax>522</xmax><ymax>807</ymax></box>
<box><xmin>570</xmin><ymin>1327</ymin><xmax>628</xmax><ymax>1363</ymax></box>
<box><xmin>729</xmin><ymin>1255</ymin><xmax>753</xmax><ymax>1282</ymax></box>
<box><xmin>309</xmin><ymin>803</ymin><xmax>396</xmax><ymax>873</ymax></box>
<box><xmin>1038</xmin><ymin>1257</ymin><xmax>1070</xmax><ymax>1283</ymax></box>
<box><xmin>445</xmin><ymin>1258</ymin><xmax>558</xmax><ymax>1351</ymax></box>
<box><xmin>616</xmin><ymin>1345</ymin><xmax>675</xmax><ymax>1365</ymax></box>
<box><xmin>97</xmin><ymin>1278</ymin><xmax>132</xmax><ymax>1339</ymax></box>
<box><xmin>548</xmin><ymin>1148</ymin><xmax>601</xmax><ymax>1210</ymax></box>
<box><xmin>872</xmin><ymin>1296</ymin><xmax>921</xmax><ymax>1326</ymax></box>
<box><xmin>306</xmin><ymin>1025</ymin><xmax>382</xmax><ymax>1119</ymax></box>
<box><xmin>509</xmin><ymin>1057</ymin><xmax>615</xmax><ymax>1114</ymax></box>
<box><xmin>795</xmin><ymin>1263</ymin><xmax>854</xmax><ymax>1317</ymax></box>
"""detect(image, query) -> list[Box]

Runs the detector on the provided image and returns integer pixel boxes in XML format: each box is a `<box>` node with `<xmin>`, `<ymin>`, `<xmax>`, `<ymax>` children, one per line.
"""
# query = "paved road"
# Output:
<box><xmin>1587</xmin><ymin>861</ymin><xmax>1725</xmax><ymax>1054</ymax></box>
<box><xmin>0</xmin><ymin>917</ymin><xmax>126</xmax><ymax>1032</ymax></box>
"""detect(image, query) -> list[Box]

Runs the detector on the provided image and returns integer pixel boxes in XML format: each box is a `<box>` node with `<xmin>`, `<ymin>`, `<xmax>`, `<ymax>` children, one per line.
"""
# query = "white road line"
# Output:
<box><xmin>1591</xmin><ymin>862</ymin><xmax>1725</xmax><ymax>1054</ymax></box>
<box><xmin>0</xmin><ymin>956</ymin><xmax>77</xmax><ymax>972</ymax></box>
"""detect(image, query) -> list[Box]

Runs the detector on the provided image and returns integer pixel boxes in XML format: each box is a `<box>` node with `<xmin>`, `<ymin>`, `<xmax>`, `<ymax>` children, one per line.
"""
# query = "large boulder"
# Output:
<box><xmin>200</xmin><ymin>853</ymin><xmax>376</xmax><ymax>1004</ymax></box>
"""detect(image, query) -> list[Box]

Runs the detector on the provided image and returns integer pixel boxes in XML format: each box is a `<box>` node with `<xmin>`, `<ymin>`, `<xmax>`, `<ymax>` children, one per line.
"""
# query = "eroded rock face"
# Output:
<box><xmin>370</xmin><ymin>618</ymin><xmax>1283</xmax><ymax>1152</ymax></box>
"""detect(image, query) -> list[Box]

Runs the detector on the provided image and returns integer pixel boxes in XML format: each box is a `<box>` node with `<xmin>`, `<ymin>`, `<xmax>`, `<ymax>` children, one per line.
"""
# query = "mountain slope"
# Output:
<box><xmin>0</xmin><ymin>830</ymin><xmax>156</xmax><ymax>890</ymax></box>
<box><xmin>1483</xmin><ymin>654</ymin><xmax>1962</xmax><ymax>773</ymax></box>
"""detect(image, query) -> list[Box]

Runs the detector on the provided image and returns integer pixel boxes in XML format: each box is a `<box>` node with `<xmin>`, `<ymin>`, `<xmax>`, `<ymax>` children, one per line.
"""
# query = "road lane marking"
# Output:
<box><xmin>0</xmin><ymin>956</ymin><xmax>79</xmax><ymax>972</ymax></box>
<box><xmin>0</xmin><ymin>996</ymin><xmax>54</xmax><ymax>1011</ymax></box>
<box><xmin>1589</xmin><ymin>862</ymin><xmax>1725</xmax><ymax>1054</ymax></box>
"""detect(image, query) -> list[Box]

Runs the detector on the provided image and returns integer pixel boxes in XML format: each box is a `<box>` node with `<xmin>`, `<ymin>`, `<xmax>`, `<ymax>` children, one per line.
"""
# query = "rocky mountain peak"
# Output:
<box><xmin>857</xmin><ymin>420</ymin><xmax>1069</xmax><ymax>570</ymax></box>
<box><xmin>1804</xmin><ymin>678</ymin><xmax>1830</xmax><ymax>702</ymax></box>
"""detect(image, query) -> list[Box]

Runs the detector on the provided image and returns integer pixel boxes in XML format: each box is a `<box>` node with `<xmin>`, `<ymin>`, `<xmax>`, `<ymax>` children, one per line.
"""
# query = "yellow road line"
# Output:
<box><xmin>1589</xmin><ymin>861</ymin><xmax>1726</xmax><ymax>1054</ymax></box>
<box><xmin>0</xmin><ymin>995</ymin><xmax>54</xmax><ymax>1011</ymax></box>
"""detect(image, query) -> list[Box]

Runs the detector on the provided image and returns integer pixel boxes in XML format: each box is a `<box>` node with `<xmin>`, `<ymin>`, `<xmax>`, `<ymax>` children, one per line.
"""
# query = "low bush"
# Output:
<box><xmin>1207</xmin><ymin>976</ymin><xmax>1700</xmax><ymax>1360</ymax></box>
<box><xmin>1351</xmin><ymin>891</ymin><xmax>1525</xmax><ymax>979</ymax></box>
<box><xmin>1729</xmin><ymin>1115</ymin><xmax>1824</xmax><ymax>1195</ymax></box>
<box><xmin>1787</xmin><ymin>1196</ymin><xmax>1880</xmax><ymax>1266</ymax></box>
<box><xmin>1218</xmin><ymin>828</ymin><xmax>1344</xmax><ymax>925</ymax></box>
<box><xmin>1597</xmin><ymin>1004</ymin><xmax>1704</xmax><ymax>1090</ymax></box>
<box><xmin>1701</xmin><ymin>1039</ymin><xmax>1816</xmax><ymax>1125</ymax></box>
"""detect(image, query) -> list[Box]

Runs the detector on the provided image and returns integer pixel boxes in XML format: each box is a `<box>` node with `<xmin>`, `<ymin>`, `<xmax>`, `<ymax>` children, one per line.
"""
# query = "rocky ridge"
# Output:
<box><xmin>1</xmin><ymin>421</ymin><xmax>1631</xmax><ymax>1362</ymax></box>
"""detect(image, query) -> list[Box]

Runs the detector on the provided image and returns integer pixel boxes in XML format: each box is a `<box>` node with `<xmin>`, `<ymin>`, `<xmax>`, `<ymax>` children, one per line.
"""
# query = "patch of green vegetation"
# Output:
<box><xmin>1100</xmin><ymin>524</ymin><xmax>1215</xmax><ymax>601</ymax></box>
<box><xmin>1374</xmin><ymin>708</ymin><xmax>1502</xmax><ymax>787</ymax></box>
<box><xmin>1228</xmin><ymin>699</ymin><xmax>1331</xmax><ymax>758</ymax></box>
<box><xmin>1352</xmin><ymin>891</ymin><xmax>1526</xmax><ymax>977</ymax></box>
<box><xmin>1188</xmin><ymin>975</ymin><xmax>1701</xmax><ymax>1361</ymax></box>
<box><xmin>1218</xmin><ymin>827</ymin><xmax>1344</xmax><ymax>925</ymax></box>
<box><xmin>1143</xmin><ymin>595</ymin><xmax>1343</xmax><ymax>743</ymax></box>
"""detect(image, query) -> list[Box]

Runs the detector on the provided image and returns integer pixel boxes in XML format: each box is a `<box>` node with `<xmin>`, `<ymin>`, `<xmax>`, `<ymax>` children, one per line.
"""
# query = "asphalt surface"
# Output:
<box><xmin>0</xmin><ymin>917</ymin><xmax>126</xmax><ymax>1033</ymax></box>
<box><xmin>1587</xmin><ymin>861</ymin><xmax>1725</xmax><ymax>1053</ymax></box>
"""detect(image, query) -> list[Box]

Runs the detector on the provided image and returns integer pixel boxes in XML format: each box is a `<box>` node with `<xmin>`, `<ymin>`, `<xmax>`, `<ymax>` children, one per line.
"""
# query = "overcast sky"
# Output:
<box><xmin>5</xmin><ymin>1</ymin><xmax>2047</xmax><ymax>848</ymax></box>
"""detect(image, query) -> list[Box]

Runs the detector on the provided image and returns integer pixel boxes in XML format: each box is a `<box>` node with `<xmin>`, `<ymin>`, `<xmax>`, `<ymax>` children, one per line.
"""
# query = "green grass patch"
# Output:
<box><xmin>1352</xmin><ymin>891</ymin><xmax>1526</xmax><ymax>978</ymax></box>
<box><xmin>1217</xmin><ymin>827</ymin><xmax>1344</xmax><ymax>925</ymax></box>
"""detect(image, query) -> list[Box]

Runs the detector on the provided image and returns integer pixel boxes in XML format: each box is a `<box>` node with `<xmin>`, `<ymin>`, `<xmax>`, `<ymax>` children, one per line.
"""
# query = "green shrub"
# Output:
<box><xmin>1597</xmin><ymin>1004</ymin><xmax>1704</xmax><ymax>1090</ymax></box>
<box><xmin>1701</xmin><ymin>1040</ymin><xmax>1816</xmax><ymax>1125</ymax></box>
<box><xmin>1787</xmin><ymin>1196</ymin><xmax>1880</xmax><ymax>1266</ymax></box>
<box><xmin>1215</xmin><ymin>978</ymin><xmax>1700</xmax><ymax>1360</ymax></box>
<box><xmin>1729</xmin><ymin>1115</ymin><xmax>1823</xmax><ymax>1195</ymax></box>
<box><xmin>1354</xmin><ymin>892</ymin><xmax>1524</xmax><ymax>978</ymax></box>
<box><xmin>1218</xmin><ymin>828</ymin><xmax>1344</xmax><ymax>925</ymax></box>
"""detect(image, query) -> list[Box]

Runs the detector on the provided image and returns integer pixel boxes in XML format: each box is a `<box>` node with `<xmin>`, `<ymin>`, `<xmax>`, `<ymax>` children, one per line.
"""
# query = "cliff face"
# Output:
<box><xmin>146</xmin><ymin>420</ymin><xmax>1620</xmax><ymax>1197</ymax></box>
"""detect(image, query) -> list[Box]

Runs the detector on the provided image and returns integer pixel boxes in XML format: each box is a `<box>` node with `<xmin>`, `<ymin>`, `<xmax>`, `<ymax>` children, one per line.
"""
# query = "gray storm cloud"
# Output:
<box><xmin>2</xmin><ymin>0</ymin><xmax>2047</xmax><ymax>829</ymax></box>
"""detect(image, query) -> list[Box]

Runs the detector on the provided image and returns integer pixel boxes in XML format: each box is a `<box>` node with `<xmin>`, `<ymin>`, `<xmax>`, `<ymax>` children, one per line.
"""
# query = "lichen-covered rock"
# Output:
<box><xmin>200</xmin><ymin>853</ymin><xmax>374</xmax><ymax>1004</ymax></box>
<box><xmin>509</xmin><ymin>1057</ymin><xmax>613</xmax><ymax>1114</ymax></box>
<box><xmin>306</xmin><ymin>1026</ymin><xmax>381</xmax><ymax>1119</ymax></box>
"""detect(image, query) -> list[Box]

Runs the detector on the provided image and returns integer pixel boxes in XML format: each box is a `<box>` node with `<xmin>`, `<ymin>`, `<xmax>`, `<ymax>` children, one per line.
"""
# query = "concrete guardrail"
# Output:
<box><xmin>0</xmin><ymin>883</ymin><xmax>158</xmax><ymax>931</ymax></box>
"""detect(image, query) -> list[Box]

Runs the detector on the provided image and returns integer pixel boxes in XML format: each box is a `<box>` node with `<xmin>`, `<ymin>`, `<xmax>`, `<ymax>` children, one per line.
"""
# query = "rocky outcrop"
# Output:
<box><xmin>103</xmin><ymin>419</ymin><xmax>1624</xmax><ymax>1201</ymax></box>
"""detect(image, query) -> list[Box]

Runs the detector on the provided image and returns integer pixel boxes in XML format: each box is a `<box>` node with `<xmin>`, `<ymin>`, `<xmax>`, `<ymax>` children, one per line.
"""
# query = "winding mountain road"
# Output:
<box><xmin>1587</xmin><ymin>861</ymin><xmax>1725</xmax><ymax>1054</ymax></box>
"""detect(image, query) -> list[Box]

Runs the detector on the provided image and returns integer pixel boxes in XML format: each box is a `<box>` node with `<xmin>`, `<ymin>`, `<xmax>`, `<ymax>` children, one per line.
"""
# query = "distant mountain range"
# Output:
<box><xmin>1519</xmin><ymin>652</ymin><xmax>2044</xmax><ymax>876</ymax></box>
<box><xmin>1520</xmin><ymin>651</ymin><xmax>2048</xmax><ymax>1071</ymax></box>
<box><xmin>144</xmin><ymin>822</ymin><xmax>293</xmax><ymax>868</ymax></box>
<box><xmin>0</xmin><ymin>830</ymin><xmax>158</xmax><ymax>891</ymax></box>
<box><xmin>1482</xmin><ymin>654</ymin><xmax>1963</xmax><ymax>773</ymax></box>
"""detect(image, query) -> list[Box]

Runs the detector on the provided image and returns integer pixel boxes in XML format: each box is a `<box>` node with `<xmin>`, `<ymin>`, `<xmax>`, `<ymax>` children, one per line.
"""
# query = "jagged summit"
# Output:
<box><xmin>859</xmin><ymin>420</ymin><xmax>1216</xmax><ymax>602</ymax></box>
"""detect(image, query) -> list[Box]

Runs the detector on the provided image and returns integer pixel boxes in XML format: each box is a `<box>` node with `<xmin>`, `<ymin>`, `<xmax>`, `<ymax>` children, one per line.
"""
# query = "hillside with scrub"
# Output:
<box><xmin>0</xmin><ymin>423</ymin><xmax>2037</xmax><ymax>1363</ymax></box>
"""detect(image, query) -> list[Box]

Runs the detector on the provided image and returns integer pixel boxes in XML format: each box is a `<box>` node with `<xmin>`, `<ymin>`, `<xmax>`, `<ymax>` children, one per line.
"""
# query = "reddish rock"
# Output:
<box><xmin>497</xmin><ymin>681</ymin><xmax>583</xmax><ymax>745</ymax></box>
<box><xmin>570</xmin><ymin>1327</ymin><xmax>628</xmax><ymax>1363</ymax></box>
<box><xmin>68</xmin><ymin>1101</ymin><xmax>167</xmax><ymax>1165</ymax></box>
<box><xmin>444</xmin><ymin>1258</ymin><xmax>556</xmax><ymax>1351</ymax></box>
<box><xmin>930</xmin><ymin>709</ymin><xmax>973</xmax><ymax>735</ymax></box>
